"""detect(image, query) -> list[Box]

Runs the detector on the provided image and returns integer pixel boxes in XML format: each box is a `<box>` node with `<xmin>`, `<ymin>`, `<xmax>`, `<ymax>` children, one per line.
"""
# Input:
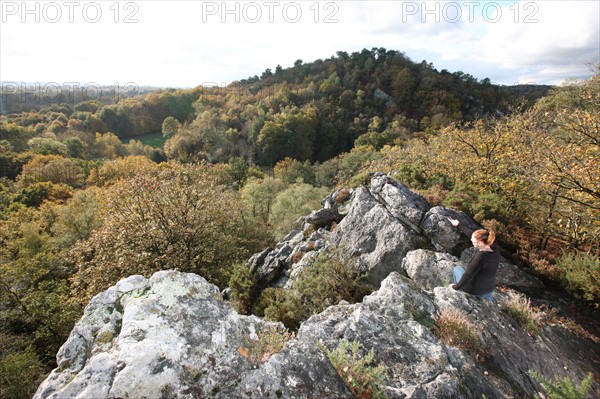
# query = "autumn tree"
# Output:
<box><xmin>86</xmin><ymin>155</ymin><xmax>157</xmax><ymax>187</ymax></box>
<box><xmin>365</xmin><ymin>71</ymin><xmax>599</xmax><ymax>253</ymax></box>
<box><xmin>161</xmin><ymin>116</ymin><xmax>181</xmax><ymax>138</ymax></box>
<box><xmin>18</xmin><ymin>154</ymin><xmax>85</xmax><ymax>188</ymax></box>
<box><xmin>70</xmin><ymin>163</ymin><xmax>271</xmax><ymax>302</ymax></box>
<box><xmin>241</xmin><ymin>177</ymin><xmax>287</xmax><ymax>224</ymax></box>
<box><xmin>257</xmin><ymin>108</ymin><xmax>317</xmax><ymax>164</ymax></box>
<box><xmin>274</xmin><ymin>157</ymin><xmax>316</xmax><ymax>185</ymax></box>
<box><xmin>0</xmin><ymin>204</ymin><xmax>83</xmax><ymax>398</ymax></box>
<box><xmin>525</xmin><ymin>73</ymin><xmax>600</xmax><ymax>250</ymax></box>
<box><xmin>27</xmin><ymin>136</ymin><xmax>67</xmax><ymax>156</ymax></box>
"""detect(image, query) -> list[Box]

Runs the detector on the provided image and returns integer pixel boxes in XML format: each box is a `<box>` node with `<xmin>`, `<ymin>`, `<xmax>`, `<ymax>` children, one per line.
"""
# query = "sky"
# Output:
<box><xmin>1</xmin><ymin>0</ymin><xmax>599</xmax><ymax>90</ymax></box>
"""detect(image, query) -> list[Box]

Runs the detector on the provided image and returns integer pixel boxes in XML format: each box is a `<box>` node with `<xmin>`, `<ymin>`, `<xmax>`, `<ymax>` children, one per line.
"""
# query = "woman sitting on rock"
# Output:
<box><xmin>447</xmin><ymin>218</ymin><xmax>500</xmax><ymax>301</ymax></box>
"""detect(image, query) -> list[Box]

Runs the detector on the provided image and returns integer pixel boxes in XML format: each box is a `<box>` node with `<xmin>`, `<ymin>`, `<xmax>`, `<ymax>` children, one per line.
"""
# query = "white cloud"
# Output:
<box><xmin>1</xmin><ymin>0</ymin><xmax>597</xmax><ymax>87</ymax></box>
<box><xmin>468</xmin><ymin>1</ymin><xmax>599</xmax><ymax>82</ymax></box>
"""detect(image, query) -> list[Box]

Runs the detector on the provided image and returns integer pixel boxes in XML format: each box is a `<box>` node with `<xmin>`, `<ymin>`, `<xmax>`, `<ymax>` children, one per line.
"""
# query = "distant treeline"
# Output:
<box><xmin>0</xmin><ymin>47</ymin><xmax>551</xmax><ymax>168</ymax></box>
<box><xmin>0</xmin><ymin>83</ymin><xmax>162</xmax><ymax>115</ymax></box>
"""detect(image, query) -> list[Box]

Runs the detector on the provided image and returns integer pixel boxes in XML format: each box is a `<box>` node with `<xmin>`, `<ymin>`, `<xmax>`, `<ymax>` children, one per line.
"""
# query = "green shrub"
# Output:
<box><xmin>0</xmin><ymin>347</ymin><xmax>45</xmax><ymax>399</ymax></box>
<box><xmin>470</xmin><ymin>192</ymin><xmax>511</xmax><ymax>224</ymax></box>
<box><xmin>274</xmin><ymin>157</ymin><xmax>316</xmax><ymax>185</ymax></box>
<box><xmin>347</xmin><ymin>171</ymin><xmax>370</xmax><ymax>188</ymax></box>
<box><xmin>500</xmin><ymin>292</ymin><xmax>542</xmax><ymax>336</ymax></box>
<box><xmin>14</xmin><ymin>181</ymin><xmax>53</xmax><ymax>207</ymax></box>
<box><xmin>255</xmin><ymin>287</ymin><xmax>304</xmax><ymax>330</ymax></box>
<box><xmin>268</xmin><ymin>183</ymin><xmax>330</xmax><ymax>239</ymax></box>
<box><xmin>434</xmin><ymin>308</ymin><xmax>482</xmax><ymax>354</ymax></box>
<box><xmin>226</xmin><ymin>156</ymin><xmax>249</xmax><ymax>187</ymax></box>
<box><xmin>228</xmin><ymin>262</ymin><xmax>258</xmax><ymax>315</ymax></box>
<box><xmin>292</xmin><ymin>255</ymin><xmax>370</xmax><ymax>313</ymax></box>
<box><xmin>354</xmin><ymin>130</ymin><xmax>395</xmax><ymax>150</ymax></box>
<box><xmin>393</xmin><ymin>164</ymin><xmax>452</xmax><ymax>191</ymax></box>
<box><xmin>530</xmin><ymin>370</ymin><xmax>593</xmax><ymax>399</ymax></box>
<box><xmin>556</xmin><ymin>252</ymin><xmax>600</xmax><ymax>304</ymax></box>
<box><xmin>256</xmin><ymin>254</ymin><xmax>372</xmax><ymax>330</ymax></box>
<box><xmin>442</xmin><ymin>182</ymin><xmax>477</xmax><ymax>215</ymax></box>
<box><xmin>336</xmin><ymin>145</ymin><xmax>380</xmax><ymax>185</ymax></box>
<box><xmin>51</xmin><ymin>187</ymin><xmax>102</xmax><ymax>247</ymax></box>
<box><xmin>240</xmin><ymin>177</ymin><xmax>287</xmax><ymax>224</ymax></box>
<box><xmin>442</xmin><ymin>184</ymin><xmax>512</xmax><ymax>223</ymax></box>
<box><xmin>318</xmin><ymin>339</ymin><xmax>388</xmax><ymax>399</ymax></box>
<box><xmin>314</xmin><ymin>158</ymin><xmax>340</xmax><ymax>187</ymax></box>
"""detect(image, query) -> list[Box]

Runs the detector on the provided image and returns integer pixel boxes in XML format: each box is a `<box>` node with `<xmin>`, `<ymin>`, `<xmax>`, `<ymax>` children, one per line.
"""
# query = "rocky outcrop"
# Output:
<box><xmin>35</xmin><ymin>270</ymin><xmax>599</xmax><ymax>399</ymax></box>
<box><xmin>35</xmin><ymin>173</ymin><xmax>600</xmax><ymax>398</ymax></box>
<box><xmin>34</xmin><ymin>271</ymin><xmax>352</xmax><ymax>399</ymax></box>
<box><xmin>249</xmin><ymin>173</ymin><xmax>438</xmax><ymax>288</ymax></box>
<box><xmin>400</xmin><ymin>249</ymin><xmax>459</xmax><ymax>290</ymax></box>
<box><xmin>329</xmin><ymin>182</ymin><xmax>431</xmax><ymax>285</ymax></box>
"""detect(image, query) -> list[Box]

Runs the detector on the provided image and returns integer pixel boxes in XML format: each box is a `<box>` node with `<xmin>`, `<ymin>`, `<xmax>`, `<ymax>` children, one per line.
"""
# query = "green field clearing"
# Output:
<box><xmin>121</xmin><ymin>131</ymin><xmax>166</xmax><ymax>148</ymax></box>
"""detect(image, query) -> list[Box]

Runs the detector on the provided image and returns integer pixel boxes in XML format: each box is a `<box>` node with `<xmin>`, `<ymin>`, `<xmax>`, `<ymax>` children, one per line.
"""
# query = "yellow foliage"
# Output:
<box><xmin>364</xmin><ymin>72</ymin><xmax>600</xmax><ymax>251</ymax></box>
<box><xmin>71</xmin><ymin>163</ymin><xmax>271</xmax><ymax>303</ymax></box>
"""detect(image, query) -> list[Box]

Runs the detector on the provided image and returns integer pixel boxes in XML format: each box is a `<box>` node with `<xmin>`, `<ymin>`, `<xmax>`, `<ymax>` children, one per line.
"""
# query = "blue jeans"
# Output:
<box><xmin>453</xmin><ymin>266</ymin><xmax>494</xmax><ymax>301</ymax></box>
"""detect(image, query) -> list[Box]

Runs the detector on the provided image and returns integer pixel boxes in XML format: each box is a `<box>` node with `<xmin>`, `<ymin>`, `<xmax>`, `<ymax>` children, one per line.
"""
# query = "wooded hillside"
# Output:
<box><xmin>0</xmin><ymin>49</ymin><xmax>596</xmax><ymax>399</ymax></box>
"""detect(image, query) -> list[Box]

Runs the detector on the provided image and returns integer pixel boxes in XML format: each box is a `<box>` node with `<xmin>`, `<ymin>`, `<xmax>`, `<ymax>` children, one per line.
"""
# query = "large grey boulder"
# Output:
<box><xmin>369</xmin><ymin>173</ymin><xmax>430</xmax><ymax>232</ymax></box>
<box><xmin>34</xmin><ymin>271</ymin><xmax>351</xmax><ymax>399</ymax></box>
<box><xmin>434</xmin><ymin>286</ymin><xmax>599</xmax><ymax>398</ymax></box>
<box><xmin>331</xmin><ymin>185</ymin><xmax>431</xmax><ymax>285</ymax></box>
<box><xmin>298</xmin><ymin>273</ymin><xmax>513</xmax><ymax>398</ymax></box>
<box><xmin>31</xmin><ymin>271</ymin><xmax>506</xmax><ymax>399</ymax></box>
<box><xmin>421</xmin><ymin>206</ymin><xmax>481</xmax><ymax>254</ymax></box>
<box><xmin>401</xmin><ymin>249</ymin><xmax>460</xmax><ymax>290</ymax></box>
<box><xmin>249</xmin><ymin>174</ymin><xmax>434</xmax><ymax>288</ymax></box>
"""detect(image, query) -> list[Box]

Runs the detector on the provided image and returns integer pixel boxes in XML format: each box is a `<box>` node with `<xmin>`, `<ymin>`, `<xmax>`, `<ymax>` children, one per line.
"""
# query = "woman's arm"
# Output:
<box><xmin>457</xmin><ymin>223</ymin><xmax>474</xmax><ymax>238</ymax></box>
<box><xmin>447</xmin><ymin>217</ymin><xmax>474</xmax><ymax>238</ymax></box>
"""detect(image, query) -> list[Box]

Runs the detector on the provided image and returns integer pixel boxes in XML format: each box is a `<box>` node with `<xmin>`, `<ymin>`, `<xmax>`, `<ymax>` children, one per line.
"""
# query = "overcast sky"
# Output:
<box><xmin>1</xmin><ymin>1</ymin><xmax>598</xmax><ymax>89</ymax></box>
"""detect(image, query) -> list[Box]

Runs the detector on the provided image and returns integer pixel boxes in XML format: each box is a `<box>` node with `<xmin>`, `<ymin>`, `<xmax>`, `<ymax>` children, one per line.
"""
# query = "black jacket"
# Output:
<box><xmin>454</xmin><ymin>224</ymin><xmax>500</xmax><ymax>295</ymax></box>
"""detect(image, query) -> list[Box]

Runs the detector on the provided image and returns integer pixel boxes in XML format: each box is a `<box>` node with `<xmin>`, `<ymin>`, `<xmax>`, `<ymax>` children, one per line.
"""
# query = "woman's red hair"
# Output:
<box><xmin>473</xmin><ymin>229</ymin><xmax>496</xmax><ymax>246</ymax></box>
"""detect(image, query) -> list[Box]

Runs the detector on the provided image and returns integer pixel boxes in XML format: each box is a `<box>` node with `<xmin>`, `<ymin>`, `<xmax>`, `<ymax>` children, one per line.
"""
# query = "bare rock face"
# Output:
<box><xmin>421</xmin><ymin>206</ymin><xmax>480</xmax><ymax>254</ymax></box>
<box><xmin>299</xmin><ymin>273</ymin><xmax>506</xmax><ymax>398</ymax></box>
<box><xmin>247</xmin><ymin>173</ymin><xmax>490</xmax><ymax>289</ymax></box>
<box><xmin>35</xmin><ymin>173</ymin><xmax>600</xmax><ymax>398</ymax></box>
<box><xmin>401</xmin><ymin>249</ymin><xmax>459</xmax><ymax>290</ymax></box>
<box><xmin>330</xmin><ymin>185</ymin><xmax>431</xmax><ymax>285</ymax></box>
<box><xmin>34</xmin><ymin>271</ymin><xmax>352</xmax><ymax>399</ymax></box>
<box><xmin>37</xmin><ymin>269</ymin><xmax>599</xmax><ymax>399</ymax></box>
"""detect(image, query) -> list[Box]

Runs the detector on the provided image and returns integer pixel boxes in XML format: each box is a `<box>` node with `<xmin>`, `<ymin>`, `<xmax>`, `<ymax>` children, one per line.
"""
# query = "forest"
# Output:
<box><xmin>0</xmin><ymin>48</ymin><xmax>597</xmax><ymax>398</ymax></box>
